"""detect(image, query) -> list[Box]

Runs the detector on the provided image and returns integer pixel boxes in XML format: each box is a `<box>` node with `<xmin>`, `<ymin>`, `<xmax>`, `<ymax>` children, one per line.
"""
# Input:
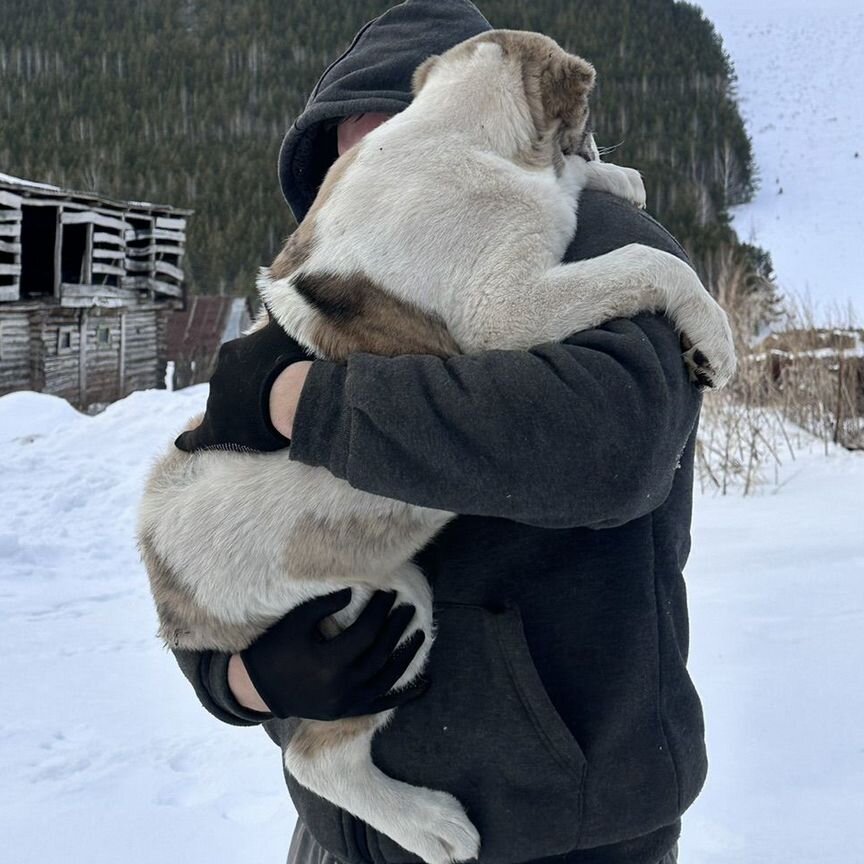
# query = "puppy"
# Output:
<box><xmin>139</xmin><ymin>30</ymin><xmax>735</xmax><ymax>864</ymax></box>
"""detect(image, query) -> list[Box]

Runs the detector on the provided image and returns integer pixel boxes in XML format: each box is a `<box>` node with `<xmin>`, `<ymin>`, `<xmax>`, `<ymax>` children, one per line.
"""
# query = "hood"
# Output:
<box><xmin>277</xmin><ymin>0</ymin><xmax>492</xmax><ymax>223</ymax></box>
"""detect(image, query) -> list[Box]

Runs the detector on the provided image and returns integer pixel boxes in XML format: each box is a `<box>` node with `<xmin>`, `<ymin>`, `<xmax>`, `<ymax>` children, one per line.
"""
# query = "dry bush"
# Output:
<box><xmin>695</xmin><ymin>250</ymin><xmax>862</xmax><ymax>495</ymax></box>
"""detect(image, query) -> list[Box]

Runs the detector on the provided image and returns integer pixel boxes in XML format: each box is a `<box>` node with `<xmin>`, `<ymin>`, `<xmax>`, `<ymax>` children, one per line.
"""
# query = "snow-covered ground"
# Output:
<box><xmin>2</xmin><ymin>386</ymin><xmax>863</xmax><ymax>863</ymax></box>
<box><xmin>695</xmin><ymin>0</ymin><xmax>864</xmax><ymax>318</ymax></box>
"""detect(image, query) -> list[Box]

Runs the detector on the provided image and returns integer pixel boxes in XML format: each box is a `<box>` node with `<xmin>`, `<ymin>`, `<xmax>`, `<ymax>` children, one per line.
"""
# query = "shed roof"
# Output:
<box><xmin>0</xmin><ymin>172</ymin><xmax>192</xmax><ymax>215</ymax></box>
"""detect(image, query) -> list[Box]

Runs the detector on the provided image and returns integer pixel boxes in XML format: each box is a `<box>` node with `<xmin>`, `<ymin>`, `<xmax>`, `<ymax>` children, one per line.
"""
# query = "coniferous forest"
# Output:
<box><xmin>0</xmin><ymin>0</ymin><xmax>772</xmax><ymax>313</ymax></box>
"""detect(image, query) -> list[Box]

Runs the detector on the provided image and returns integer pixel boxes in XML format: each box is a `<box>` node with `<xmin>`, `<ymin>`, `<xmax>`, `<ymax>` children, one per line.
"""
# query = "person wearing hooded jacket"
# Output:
<box><xmin>170</xmin><ymin>2</ymin><xmax>708</xmax><ymax>863</ymax></box>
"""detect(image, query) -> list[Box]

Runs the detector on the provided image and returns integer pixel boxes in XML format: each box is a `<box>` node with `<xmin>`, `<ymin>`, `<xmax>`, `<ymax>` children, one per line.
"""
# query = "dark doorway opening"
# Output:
<box><xmin>61</xmin><ymin>223</ymin><xmax>88</xmax><ymax>284</ymax></box>
<box><xmin>20</xmin><ymin>206</ymin><xmax>57</xmax><ymax>296</ymax></box>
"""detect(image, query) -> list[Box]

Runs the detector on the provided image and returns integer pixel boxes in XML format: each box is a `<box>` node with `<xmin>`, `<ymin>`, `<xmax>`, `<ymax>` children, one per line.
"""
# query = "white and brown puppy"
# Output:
<box><xmin>139</xmin><ymin>30</ymin><xmax>735</xmax><ymax>864</ymax></box>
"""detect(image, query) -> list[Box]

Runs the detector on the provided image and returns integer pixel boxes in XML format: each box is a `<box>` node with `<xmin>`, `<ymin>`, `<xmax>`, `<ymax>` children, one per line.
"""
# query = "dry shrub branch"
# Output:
<box><xmin>695</xmin><ymin>248</ymin><xmax>863</xmax><ymax>494</ymax></box>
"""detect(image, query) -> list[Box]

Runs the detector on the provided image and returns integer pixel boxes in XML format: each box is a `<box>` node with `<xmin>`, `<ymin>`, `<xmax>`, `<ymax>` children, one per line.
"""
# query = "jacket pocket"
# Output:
<box><xmin>361</xmin><ymin>602</ymin><xmax>587</xmax><ymax>864</ymax></box>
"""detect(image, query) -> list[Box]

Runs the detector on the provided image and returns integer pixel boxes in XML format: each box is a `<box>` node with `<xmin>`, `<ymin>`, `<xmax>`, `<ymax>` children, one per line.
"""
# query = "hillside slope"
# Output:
<box><xmin>0</xmin><ymin>0</ymin><xmax>753</xmax><ymax>296</ymax></box>
<box><xmin>697</xmin><ymin>0</ymin><xmax>864</xmax><ymax>316</ymax></box>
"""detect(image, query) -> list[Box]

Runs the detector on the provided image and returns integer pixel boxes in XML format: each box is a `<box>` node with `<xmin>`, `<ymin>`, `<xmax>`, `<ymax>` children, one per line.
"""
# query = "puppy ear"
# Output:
<box><xmin>412</xmin><ymin>55</ymin><xmax>440</xmax><ymax>96</ymax></box>
<box><xmin>541</xmin><ymin>53</ymin><xmax>596</xmax><ymax>126</ymax></box>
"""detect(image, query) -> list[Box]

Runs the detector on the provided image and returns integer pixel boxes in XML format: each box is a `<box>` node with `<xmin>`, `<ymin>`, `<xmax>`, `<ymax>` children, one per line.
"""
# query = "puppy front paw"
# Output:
<box><xmin>619</xmin><ymin>166</ymin><xmax>646</xmax><ymax>209</ymax></box>
<box><xmin>680</xmin><ymin>317</ymin><xmax>737</xmax><ymax>391</ymax></box>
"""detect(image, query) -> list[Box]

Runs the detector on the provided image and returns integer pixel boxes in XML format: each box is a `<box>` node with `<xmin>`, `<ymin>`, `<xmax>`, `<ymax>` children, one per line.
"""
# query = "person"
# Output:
<box><xmin>171</xmin><ymin>2</ymin><xmax>706</xmax><ymax>863</ymax></box>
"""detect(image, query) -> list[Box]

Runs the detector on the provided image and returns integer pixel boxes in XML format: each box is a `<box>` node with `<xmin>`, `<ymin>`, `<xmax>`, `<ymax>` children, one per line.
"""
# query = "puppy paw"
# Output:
<box><xmin>680</xmin><ymin>317</ymin><xmax>737</xmax><ymax>391</ymax></box>
<box><xmin>388</xmin><ymin>787</ymin><xmax>481</xmax><ymax>864</ymax></box>
<box><xmin>623</xmin><ymin>167</ymin><xmax>646</xmax><ymax>209</ymax></box>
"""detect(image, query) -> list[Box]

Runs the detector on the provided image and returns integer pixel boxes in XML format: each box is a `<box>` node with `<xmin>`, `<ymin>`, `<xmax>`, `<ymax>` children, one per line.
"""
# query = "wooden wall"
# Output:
<box><xmin>124</xmin><ymin>307</ymin><xmax>168</xmax><ymax>395</ymax></box>
<box><xmin>0</xmin><ymin>306</ymin><xmax>32</xmax><ymax>393</ymax></box>
<box><xmin>0</xmin><ymin>302</ymin><xmax>169</xmax><ymax>407</ymax></box>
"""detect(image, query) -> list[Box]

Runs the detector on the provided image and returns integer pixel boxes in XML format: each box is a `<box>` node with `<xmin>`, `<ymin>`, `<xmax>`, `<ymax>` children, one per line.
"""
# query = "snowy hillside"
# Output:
<box><xmin>695</xmin><ymin>0</ymin><xmax>864</xmax><ymax>317</ymax></box>
<box><xmin>2</xmin><ymin>386</ymin><xmax>863</xmax><ymax>863</ymax></box>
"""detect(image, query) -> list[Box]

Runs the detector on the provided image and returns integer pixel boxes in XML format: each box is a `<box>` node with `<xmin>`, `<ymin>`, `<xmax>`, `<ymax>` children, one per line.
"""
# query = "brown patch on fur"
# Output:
<box><xmin>269</xmin><ymin>146</ymin><xmax>363</xmax><ymax>283</ymax></box>
<box><xmin>300</xmin><ymin>271</ymin><xmax>461</xmax><ymax>361</ymax></box>
<box><xmin>449</xmin><ymin>30</ymin><xmax>596</xmax><ymax>171</ymax></box>
<box><xmin>265</xmin><ymin>142</ymin><xmax>459</xmax><ymax>360</ymax></box>
<box><xmin>291</xmin><ymin>716</ymin><xmax>380</xmax><ymax>761</ymax></box>
<box><xmin>286</xmin><ymin>507</ymin><xmax>447</xmax><ymax>587</ymax></box>
<box><xmin>139</xmin><ymin>522</ymin><xmax>261</xmax><ymax>654</ymax></box>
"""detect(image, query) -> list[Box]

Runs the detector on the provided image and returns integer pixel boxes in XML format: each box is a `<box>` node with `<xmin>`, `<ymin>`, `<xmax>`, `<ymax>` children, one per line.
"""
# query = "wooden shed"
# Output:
<box><xmin>0</xmin><ymin>173</ymin><xmax>191</xmax><ymax>408</ymax></box>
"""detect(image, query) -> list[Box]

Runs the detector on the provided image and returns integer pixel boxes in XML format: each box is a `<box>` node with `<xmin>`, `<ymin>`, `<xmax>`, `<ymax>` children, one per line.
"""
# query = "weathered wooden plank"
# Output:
<box><xmin>0</xmin><ymin>210</ymin><xmax>22</xmax><ymax>223</ymax></box>
<box><xmin>91</xmin><ymin>262</ymin><xmax>126</xmax><ymax>277</ymax></box>
<box><xmin>0</xmin><ymin>263</ymin><xmax>22</xmax><ymax>276</ymax></box>
<box><xmin>78</xmin><ymin>310</ymin><xmax>88</xmax><ymax>405</ymax></box>
<box><xmin>0</xmin><ymin>240</ymin><xmax>21</xmax><ymax>254</ymax></box>
<box><xmin>155</xmin><ymin>216</ymin><xmax>186</xmax><ymax>231</ymax></box>
<box><xmin>62</xmin><ymin>210</ymin><xmax>129</xmax><ymax>232</ymax></box>
<box><xmin>83</xmin><ymin>223</ymin><xmax>93</xmax><ymax>283</ymax></box>
<box><xmin>118</xmin><ymin>312</ymin><xmax>127</xmax><ymax>392</ymax></box>
<box><xmin>154</xmin><ymin>260</ymin><xmax>184</xmax><ymax>282</ymax></box>
<box><xmin>93</xmin><ymin>231</ymin><xmax>125</xmax><ymax>246</ymax></box>
<box><xmin>124</xmin><ymin>260</ymin><xmax>151</xmax><ymax>273</ymax></box>
<box><xmin>15</xmin><ymin>196</ymin><xmax>66</xmax><ymax>208</ymax></box>
<box><xmin>60</xmin><ymin>283</ymin><xmax>139</xmax><ymax>309</ymax></box>
<box><xmin>92</xmin><ymin>247</ymin><xmax>125</xmax><ymax>261</ymax></box>
<box><xmin>0</xmin><ymin>223</ymin><xmax>22</xmax><ymax>238</ymax></box>
<box><xmin>150</xmin><ymin>228</ymin><xmax>184</xmax><ymax>243</ymax></box>
<box><xmin>150</xmin><ymin>279</ymin><xmax>183</xmax><ymax>298</ymax></box>
<box><xmin>0</xmin><ymin>189</ymin><xmax>23</xmax><ymax>207</ymax></box>
<box><xmin>126</xmin><ymin>244</ymin><xmax>180</xmax><ymax>257</ymax></box>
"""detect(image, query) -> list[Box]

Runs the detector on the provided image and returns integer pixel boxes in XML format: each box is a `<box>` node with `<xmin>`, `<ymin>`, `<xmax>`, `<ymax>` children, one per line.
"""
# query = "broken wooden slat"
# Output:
<box><xmin>62</xmin><ymin>210</ymin><xmax>129</xmax><ymax>232</ymax></box>
<box><xmin>93</xmin><ymin>231</ymin><xmax>125</xmax><ymax>246</ymax></box>
<box><xmin>92</xmin><ymin>247</ymin><xmax>125</xmax><ymax>261</ymax></box>
<box><xmin>123</xmin><ymin>260</ymin><xmax>151</xmax><ymax>273</ymax></box>
<box><xmin>154</xmin><ymin>260</ymin><xmax>184</xmax><ymax>282</ymax></box>
<box><xmin>150</xmin><ymin>279</ymin><xmax>183</xmax><ymax>298</ymax></box>
<box><xmin>91</xmin><ymin>262</ymin><xmax>126</xmax><ymax>277</ymax></box>
<box><xmin>0</xmin><ymin>189</ymin><xmax>23</xmax><ymax>207</ymax></box>
<box><xmin>154</xmin><ymin>216</ymin><xmax>186</xmax><ymax>231</ymax></box>
<box><xmin>150</xmin><ymin>228</ymin><xmax>184</xmax><ymax>242</ymax></box>
<box><xmin>60</xmin><ymin>283</ymin><xmax>139</xmax><ymax>308</ymax></box>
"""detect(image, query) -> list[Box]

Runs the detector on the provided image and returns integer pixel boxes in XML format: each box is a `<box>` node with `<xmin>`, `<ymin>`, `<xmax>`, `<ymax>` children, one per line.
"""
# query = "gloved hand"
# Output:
<box><xmin>241</xmin><ymin>588</ymin><xmax>428</xmax><ymax>720</ymax></box>
<box><xmin>175</xmin><ymin>319</ymin><xmax>313</xmax><ymax>453</ymax></box>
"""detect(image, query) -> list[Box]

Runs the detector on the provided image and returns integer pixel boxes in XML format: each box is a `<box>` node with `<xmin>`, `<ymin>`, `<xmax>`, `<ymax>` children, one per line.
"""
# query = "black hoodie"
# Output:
<box><xmin>174</xmin><ymin>3</ymin><xmax>707</xmax><ymax>863</ymax></box>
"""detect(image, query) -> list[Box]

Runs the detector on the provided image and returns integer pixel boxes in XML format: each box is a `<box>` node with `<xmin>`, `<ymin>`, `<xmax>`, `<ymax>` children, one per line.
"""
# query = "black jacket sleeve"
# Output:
<box><xmin>172</xmin><ymin>648</ymin><xmax>272</xmax><ymax>727</ymax></box>
<box><xmin>289</xmin><ymin>315</ymin><xmax>700</xmax><ymax>529</ymax></box>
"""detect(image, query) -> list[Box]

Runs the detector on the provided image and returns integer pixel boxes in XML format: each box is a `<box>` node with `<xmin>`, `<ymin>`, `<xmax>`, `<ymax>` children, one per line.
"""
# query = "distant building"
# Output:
<box><xmin>165</xmin><ymin>295</ymin><xmax>253</xmax><ymax>391</ymax></box>
<box><xmin>0</xmin><ymin>173</ymin><xmax>190</xmax><ymax>408</ymax></box>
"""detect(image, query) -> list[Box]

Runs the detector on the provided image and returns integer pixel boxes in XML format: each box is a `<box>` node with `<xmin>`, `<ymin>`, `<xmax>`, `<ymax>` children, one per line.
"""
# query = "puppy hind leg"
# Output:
<box><xmin>285</xmin><ymin>716</ymin><xmax>480</xmax><ymax>864</ymax></box>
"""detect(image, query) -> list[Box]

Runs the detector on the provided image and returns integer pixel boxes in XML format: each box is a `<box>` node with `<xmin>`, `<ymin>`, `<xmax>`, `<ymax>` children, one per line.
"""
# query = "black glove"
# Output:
<box><xmin>241</xmin><ymin>588</ymin><xmax>428</xmax><ymax>720</ymax></box>
<box><xmin>175</xmin><ymin>319</ymin><xmax>313</xmax><ymax>453</ymax></box>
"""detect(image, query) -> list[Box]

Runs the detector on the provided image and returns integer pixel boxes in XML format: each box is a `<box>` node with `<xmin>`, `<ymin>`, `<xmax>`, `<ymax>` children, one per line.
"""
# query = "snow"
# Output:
<box><xmin>2</xmin><ymin>384</ymin><xmax>862</xmax><ymax>862</ymax></box>
<box><xmin>0</xmin><ymin>387</ymin><xmax>295</xmax><ymax>864</ymax></box>
<box><xmin>0</xmin><ymin>171</ymin><xmax>62</xmax><ymax>192</ymax></box>
<box><xmin>694</xmin><ymin>0</ymin><xmax>864</xmax><ymax>318</ymax></box>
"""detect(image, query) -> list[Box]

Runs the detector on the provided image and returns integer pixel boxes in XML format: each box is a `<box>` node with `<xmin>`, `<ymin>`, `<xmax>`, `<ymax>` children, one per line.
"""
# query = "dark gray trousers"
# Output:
<box><xmin>287</xmin><ymin>821</ymin><xmax>678</xmax><ymax>864</ymax></box>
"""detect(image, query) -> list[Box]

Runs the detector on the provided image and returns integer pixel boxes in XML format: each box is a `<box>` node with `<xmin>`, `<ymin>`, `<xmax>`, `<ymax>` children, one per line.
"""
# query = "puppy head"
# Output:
<box><xmin>413</xmin><ymin>30</ymin><xmax>596</xmax><ymax>166</ymax></box>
